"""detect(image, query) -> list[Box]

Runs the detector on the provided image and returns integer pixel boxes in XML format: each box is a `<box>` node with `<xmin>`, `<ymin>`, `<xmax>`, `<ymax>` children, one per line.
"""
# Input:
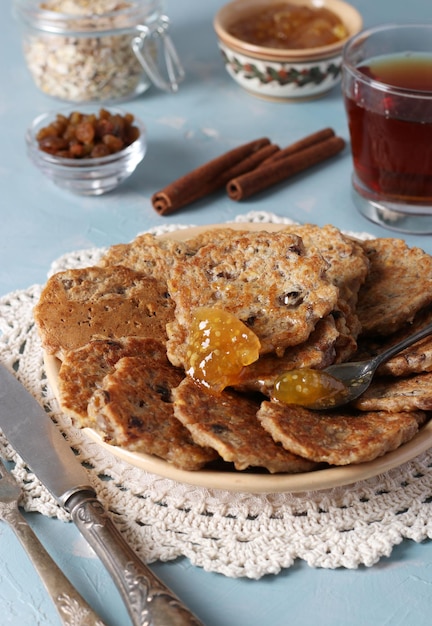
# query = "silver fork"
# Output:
<box><xmin>0</xmin><ymin>457</ymin><xmax>106</xmax><ymax>626</ymax></box>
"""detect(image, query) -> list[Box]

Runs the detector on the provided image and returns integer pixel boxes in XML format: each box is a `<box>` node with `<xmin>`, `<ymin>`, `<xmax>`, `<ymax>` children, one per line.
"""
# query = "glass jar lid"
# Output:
<box><xmin>14</xmin><ymin>0</ymin><xmax>162</xmax><ymax>35</ymax></box>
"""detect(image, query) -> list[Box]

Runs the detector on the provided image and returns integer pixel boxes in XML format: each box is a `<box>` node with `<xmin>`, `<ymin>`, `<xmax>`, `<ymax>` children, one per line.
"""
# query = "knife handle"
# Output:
<box><xmin>66</xmin><ymin>490</ymin><xmax>205</xmax><ymax>626</ymax></box>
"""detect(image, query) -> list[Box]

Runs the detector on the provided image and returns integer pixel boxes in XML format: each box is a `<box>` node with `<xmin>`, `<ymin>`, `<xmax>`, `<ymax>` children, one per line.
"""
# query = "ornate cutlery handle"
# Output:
<box><xmin>5</xmin><ymin>503</ymin><xmax>105</xmax><ymax>626</ymax></box>
<box><xmin>67</xmin><ymin>490</ymin><xmax>205</xmax><ymax>626</ymax></box>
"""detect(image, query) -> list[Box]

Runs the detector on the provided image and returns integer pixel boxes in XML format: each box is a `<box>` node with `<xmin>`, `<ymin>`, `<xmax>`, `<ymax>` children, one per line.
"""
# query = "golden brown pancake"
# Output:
<box><xmin>234</xmin><ymin>316</ymin><xmax>339</xmax><ymax>396</ymax></box>
<box><xmin>58</xmin><ymin>337</ymin><xmax>165</xmax><ymax>427</ymax></box>
<box><xmin>257</xmin><ymin>401</ymin><xmax>423</xmax><ymax>465</ymax></box>
<box><xmin>356</xmin><ymin>238</ymin><xmax>432</xmax><ymax>336</ymax></box>
<box><xmin>172</xmin><ymin>378</ymin><xmax>320</xmax><ymax>473</ymax></box>
<box><xmin>87</xmin><ymin>353</ymin><xmax>217</xmax><ymax>471</ymax></box>
<box><xmin>354</xmin><ymin>372</ymin><xmax>432</xmax><ymax>412</ymax></box>
<box><xmin>98</xmin><ymin>232</ymin><xmax>190</xmax><ymax>280</ymax></box>
<box><xmin>166</xmin><ymin>229</ymin><xmax>339</xmax><ymax>367</ymax></box>
<box><xmin>34</xmin><ymin>265</ymin><xmax>174</xmax><ymax>358</ymax></box>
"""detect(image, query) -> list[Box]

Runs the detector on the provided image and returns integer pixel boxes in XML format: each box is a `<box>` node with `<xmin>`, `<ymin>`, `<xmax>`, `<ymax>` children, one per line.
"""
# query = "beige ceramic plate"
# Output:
<box><xmin>45</xmin><ymin>222</ymin><xmax>432</xmax><ymax>494</ymax></box>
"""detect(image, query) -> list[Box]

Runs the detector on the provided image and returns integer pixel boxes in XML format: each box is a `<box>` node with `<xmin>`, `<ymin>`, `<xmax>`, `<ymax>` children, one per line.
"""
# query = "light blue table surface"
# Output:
<box><xmin>2</xmin><ymin>1</ymin><xmax>432</xmax><ymax>625</ymax></box>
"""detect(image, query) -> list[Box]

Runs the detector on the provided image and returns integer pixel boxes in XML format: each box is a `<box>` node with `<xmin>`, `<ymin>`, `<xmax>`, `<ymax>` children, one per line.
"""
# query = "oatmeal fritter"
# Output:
<box><xmin>235</xmin><ymin>316</ymin><xmax>339</xmax><ymax>396</ymax></box>
<box><xmin>173</xmin><ymin>377</ymin><xmax>319</xmax><ymax>473</ymax></box>
<box><xmin>58</xmin><ymin>337</ymin><xmax>166</xmax><ymax>427</ymax></box>
<box><xmin>98</xmin><ymin>232</ymin><xmax>190</xmax><ymax>281</ymax></box>
<box><xmin>87</xmin><ymin>352</ymin><xmax>217</xmax><ymax>470</ymax></box>
<box><xmin>353</xmin><ymin>372</ymin><xmax>432</xmax><ymax>412</ymax></box>
<box><xmin>356</xmin><ymin>238</ymin><xmax>432</xmax><ymax>336</ymax></box>
<box><xmin>34</xmin><ymin>265</ymin><xmax>174</xmax><ymax>358</ymax></box>
<box><xmin>166</xmin><ymin>229</ymin><xmax>339</xmax><ymax>367</ymax></box>
<box><xmin>257</xmin><ymin>402</ymin><xmax>425</xmax><ymax>465</ymax></box>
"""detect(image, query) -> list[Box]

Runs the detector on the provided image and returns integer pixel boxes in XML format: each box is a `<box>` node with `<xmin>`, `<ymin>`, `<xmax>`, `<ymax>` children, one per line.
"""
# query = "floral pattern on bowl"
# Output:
<box><xmin>219</xmin><ymin>44</ymin><xmax>343</xmax><ymax>100</ymax></box>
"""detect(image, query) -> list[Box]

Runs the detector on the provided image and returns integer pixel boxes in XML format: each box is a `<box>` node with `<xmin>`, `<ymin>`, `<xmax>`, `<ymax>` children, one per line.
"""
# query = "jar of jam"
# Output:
<box><xmin>13</xmin><ymin>0</ymin><xmax>184</xmax><ymax>102</ymax></box>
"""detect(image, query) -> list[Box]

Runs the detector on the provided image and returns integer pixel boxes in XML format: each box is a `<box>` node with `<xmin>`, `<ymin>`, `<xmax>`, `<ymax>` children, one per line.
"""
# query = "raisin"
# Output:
<box><xmin>35</xmin><ymin>109</ymin><xmax>140</xmax><ymax>159</ymax></box>
<box><xmin>91</xmin><ymin>143</ymin><xmax>111</xmax><ymax>158</ymax></box>
<box><xmin>278</xmin><ymin>291</ymin><xmax>304</xmax><ymax>307</ymax></box>
<box><xmin>103</xmin><ymin>134</ymin><xmax>124</xmax><ymax>152</ymax></box>
<box><xmin>75</xmin><ymin>121</ymin><xmax>95</xmax><ymax>144</ymax></box>
<box><xmin>69</xmin><ymin>142</ymin><xmax>87</xmax><ymax>158</ymax></box>
<box><xmin>38</xmin><ymin>136</ymin><xmax>69</xmax><ymax>154</ymax></box>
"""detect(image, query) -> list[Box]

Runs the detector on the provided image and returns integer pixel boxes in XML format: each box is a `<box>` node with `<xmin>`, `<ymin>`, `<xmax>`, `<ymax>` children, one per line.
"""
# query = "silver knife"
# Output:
<box><xmin>0</xmin><ymin>365</ymin><xmax>204</xmax><ymax>626</ymax></box>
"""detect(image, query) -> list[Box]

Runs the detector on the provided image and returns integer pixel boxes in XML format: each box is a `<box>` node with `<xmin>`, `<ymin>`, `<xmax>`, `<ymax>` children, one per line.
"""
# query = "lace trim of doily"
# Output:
<box><xmin>1</xmin><ymin>210</ymin><xmax>432</xmax><ymax>580</ymax></box>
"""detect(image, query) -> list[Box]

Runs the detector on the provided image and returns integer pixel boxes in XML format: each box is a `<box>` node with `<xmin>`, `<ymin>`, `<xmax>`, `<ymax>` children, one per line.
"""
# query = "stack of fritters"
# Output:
<box><xmin>34</xmin><ymin>225</ymin><xmax>432</xmax><ymax>474</ymax></box>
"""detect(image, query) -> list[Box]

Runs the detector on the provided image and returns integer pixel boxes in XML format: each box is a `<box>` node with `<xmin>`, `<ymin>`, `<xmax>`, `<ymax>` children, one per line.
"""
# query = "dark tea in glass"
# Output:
<box><xmin>342</xmin><ymin>25</ymin><xmax>432</xmax><ymax>234</ymax></box>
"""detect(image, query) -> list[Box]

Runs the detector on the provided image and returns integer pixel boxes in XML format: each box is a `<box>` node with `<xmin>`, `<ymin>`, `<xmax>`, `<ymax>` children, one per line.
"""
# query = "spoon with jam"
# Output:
<box><xmin>273</xmin><ymin>320</ymin><xmax>432</xmax><ymax>410</ymax></box>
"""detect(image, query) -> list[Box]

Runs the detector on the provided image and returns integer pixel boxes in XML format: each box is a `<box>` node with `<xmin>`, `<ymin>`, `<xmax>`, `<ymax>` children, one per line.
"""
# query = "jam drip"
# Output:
<box><xmin>186</xmin><ymin>307</ymin><xmax>261</xmax><ymax>394</ymax></box>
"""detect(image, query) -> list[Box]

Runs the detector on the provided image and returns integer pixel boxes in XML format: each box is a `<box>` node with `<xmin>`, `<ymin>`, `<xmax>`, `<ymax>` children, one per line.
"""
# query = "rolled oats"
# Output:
<box><xmin>41</xmin><ymin>1</ymin><xmax>131</xmax><ymax>15</ymax></box>
<box><xmin>16</xmin><ymin>0</ymin><xmax>163</xmax><ymax>102</ymax></box>
<box><xmin>24</xmin><ymin>32</ymin><xmax>145</xmax><ymax>102</ymax></box>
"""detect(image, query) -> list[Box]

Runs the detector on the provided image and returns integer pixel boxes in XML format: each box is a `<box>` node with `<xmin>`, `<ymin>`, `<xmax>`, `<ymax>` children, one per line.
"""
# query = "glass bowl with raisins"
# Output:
<box><xmin>26</xmin><ymin>107</ymin><xmax>146</xmax><ymax>195</ymax></box>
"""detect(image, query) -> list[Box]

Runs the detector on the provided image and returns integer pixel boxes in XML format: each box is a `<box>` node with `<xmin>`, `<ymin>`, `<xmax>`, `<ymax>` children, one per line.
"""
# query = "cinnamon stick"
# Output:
<box><xmin>226</xmin><ymin>136</ymin><xmax>346</xmax><ymax>201</ymax></box>
<box><xmin>262</xmin><ymin>127</ymin><xmax>335</xmax><ymax>164</ymax></box>
<box><xmin>215</xmin><ymin>142</ymin><xmax>280</xmax><ymax>184</ymax></box>
<box><xmin>152</xmin><ymin>137</ymin><xmax>271</xmax><ymax>215</ymax></box>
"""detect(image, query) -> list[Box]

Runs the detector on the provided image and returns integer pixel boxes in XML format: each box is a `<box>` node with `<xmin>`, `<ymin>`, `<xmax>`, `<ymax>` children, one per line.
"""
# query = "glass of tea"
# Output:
<box><xmin>342</xmin><ymin>24</ymin><xmax>432</xmax><ymax>234</ymax></box>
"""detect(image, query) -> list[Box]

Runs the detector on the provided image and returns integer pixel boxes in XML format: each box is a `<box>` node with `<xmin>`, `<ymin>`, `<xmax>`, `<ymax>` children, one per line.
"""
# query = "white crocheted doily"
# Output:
<box><xmin>1</xmin><ymin>210</ymin><xmax>432</xmax><ymax>580</ymax></box>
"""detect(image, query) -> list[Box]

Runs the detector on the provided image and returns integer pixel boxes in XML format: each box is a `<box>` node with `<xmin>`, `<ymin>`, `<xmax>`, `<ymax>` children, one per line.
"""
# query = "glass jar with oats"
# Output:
<box><xmin>13</xmin><ymin>0</ymin><xmax>184</xmax><ymax>102</ymax></box>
